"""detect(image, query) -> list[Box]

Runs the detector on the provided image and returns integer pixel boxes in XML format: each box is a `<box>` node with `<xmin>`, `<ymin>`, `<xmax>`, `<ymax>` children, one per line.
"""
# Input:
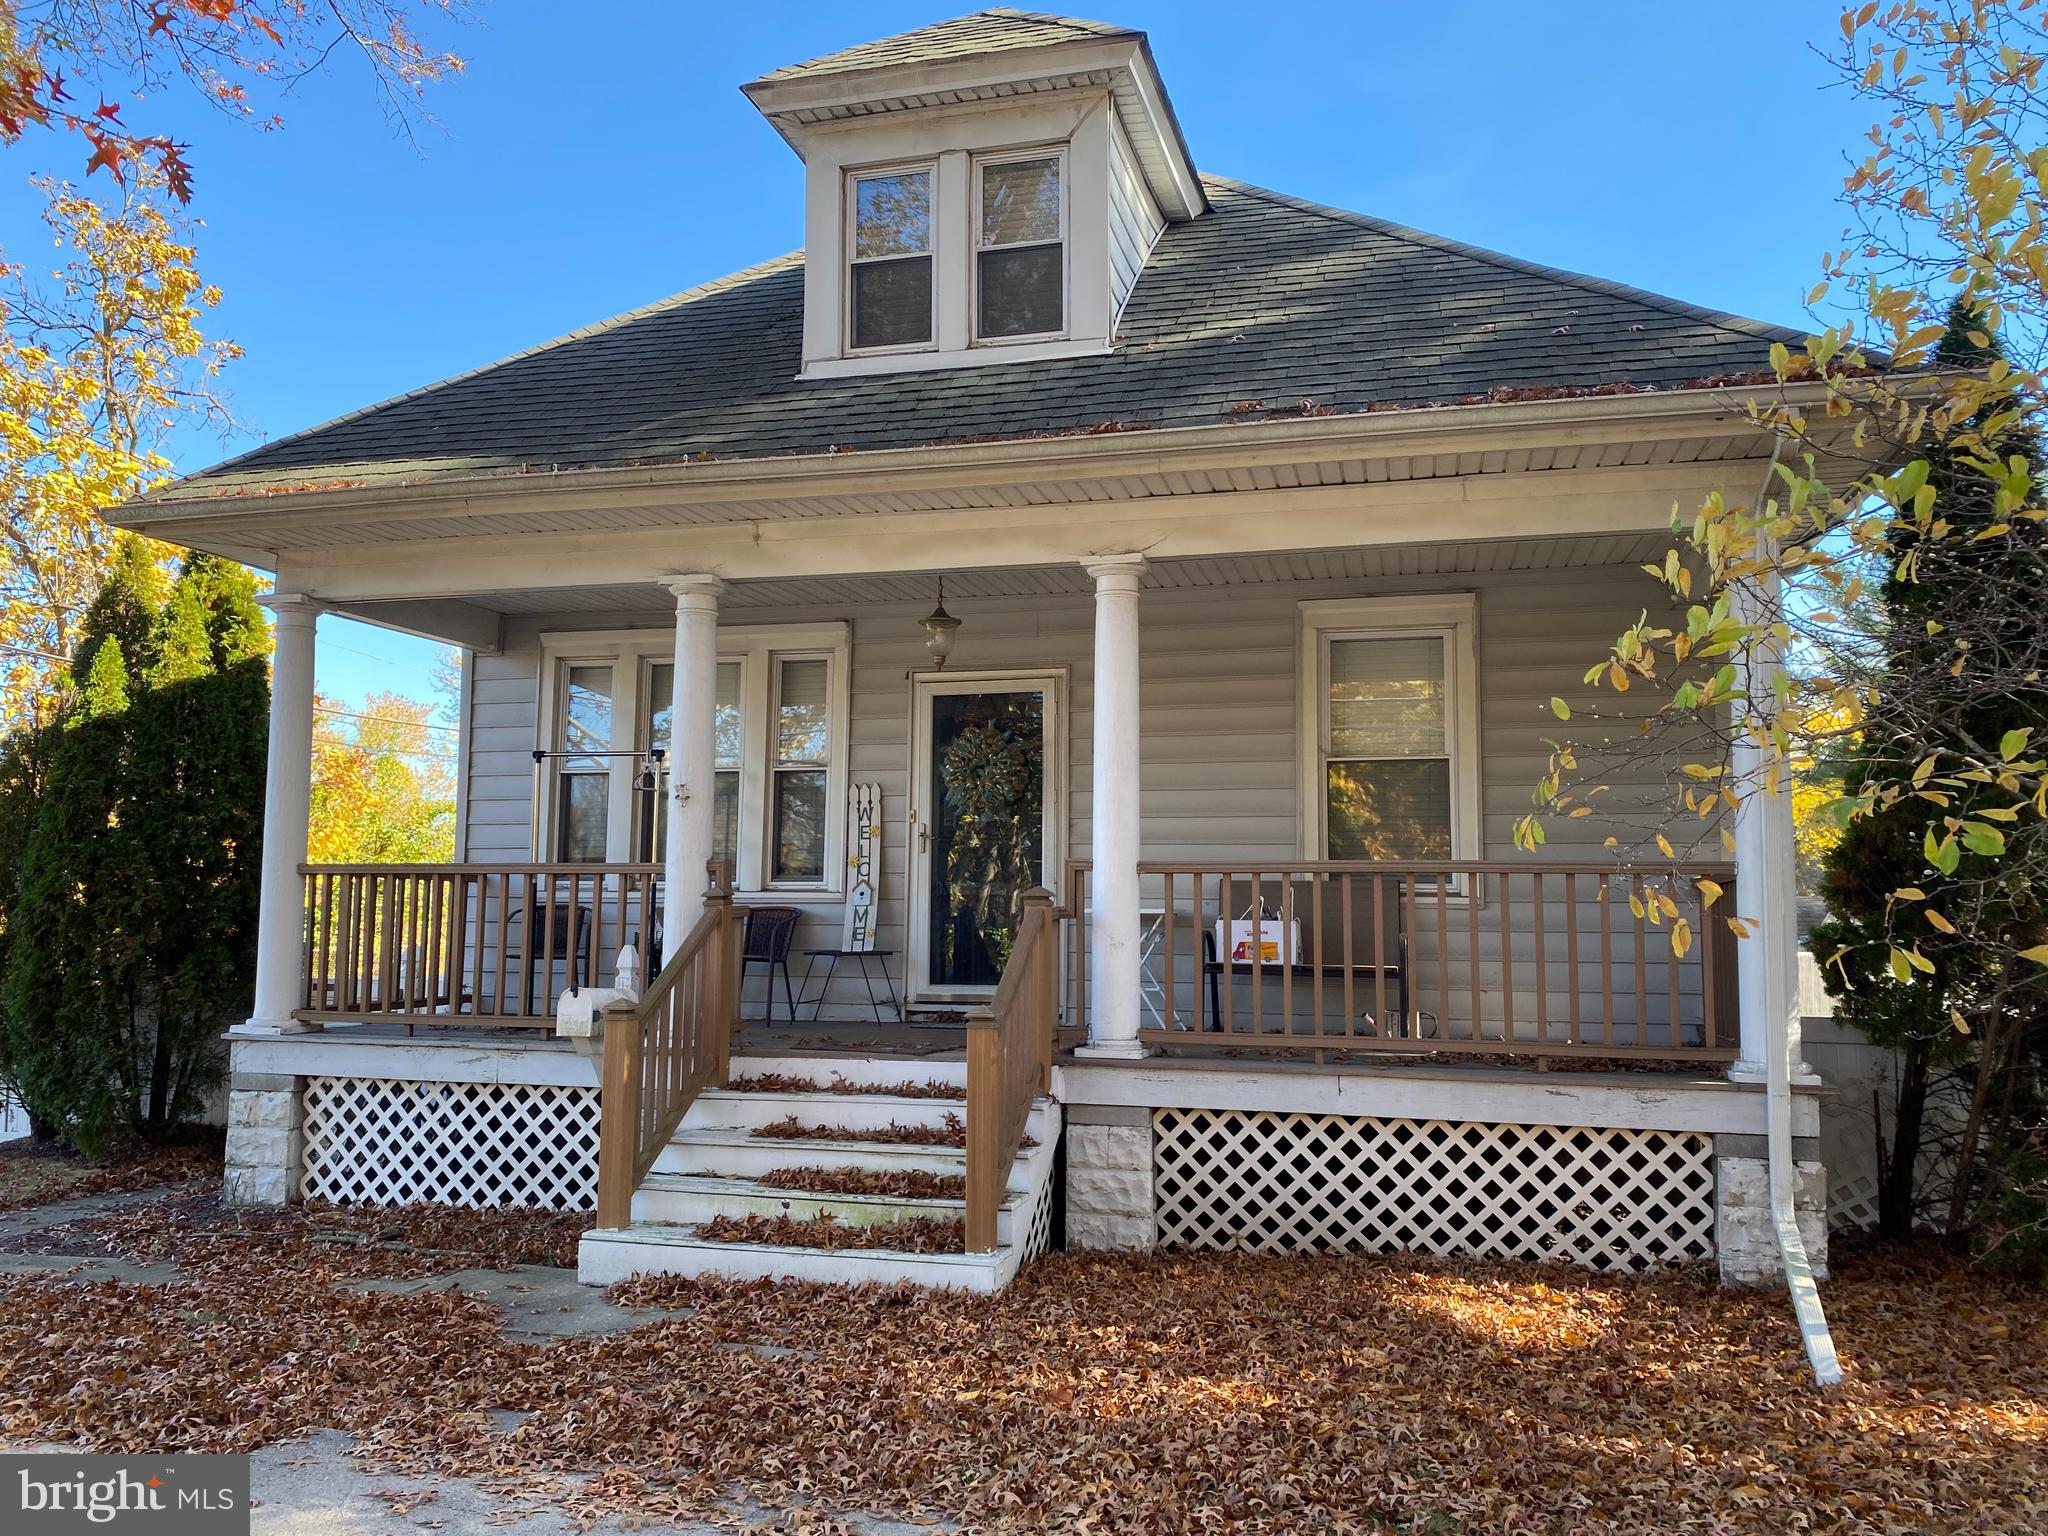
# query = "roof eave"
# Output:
<box><xmin>112</xmin><ymin>379</ymin><xmax>1863</xmax><ymax>538</ymax></box>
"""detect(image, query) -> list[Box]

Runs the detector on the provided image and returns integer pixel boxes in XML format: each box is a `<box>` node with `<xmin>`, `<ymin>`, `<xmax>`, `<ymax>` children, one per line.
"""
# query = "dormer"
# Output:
<box><xmin>742</xmin><ymin>9</ymin><xmax>1204</xmax><ymax>379</ymax></box>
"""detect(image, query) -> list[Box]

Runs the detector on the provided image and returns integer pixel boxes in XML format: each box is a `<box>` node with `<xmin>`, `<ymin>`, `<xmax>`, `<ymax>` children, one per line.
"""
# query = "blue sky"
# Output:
<box><xmin>6</xmin><ymin>2</ymin><xmax>1872</xmax><ymax>710</ymax></box>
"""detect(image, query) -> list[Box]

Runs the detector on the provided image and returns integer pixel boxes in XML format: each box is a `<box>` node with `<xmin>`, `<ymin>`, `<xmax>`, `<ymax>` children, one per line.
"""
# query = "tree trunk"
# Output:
<box><xmin>1882</xmin><ymin>1046</ymin><xmax>1931</xmax><ymax>1241</ymax></box>
<box><xmin>146</xmin><ymin>1008</ymin><xmax>171</xmax><ymax>1134</ymax></box>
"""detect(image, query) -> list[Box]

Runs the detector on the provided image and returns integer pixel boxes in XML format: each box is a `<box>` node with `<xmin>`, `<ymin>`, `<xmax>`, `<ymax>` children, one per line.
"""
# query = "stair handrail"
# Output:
<box><xmin>963</xmin><ymin>887</ymin><xmax>1057</xmax><ymax>1253</ymax></box>
<box><xmin>595</xmin><ymin>860</ymin><xmax>738</xmax><ymax>1230</ymax></box>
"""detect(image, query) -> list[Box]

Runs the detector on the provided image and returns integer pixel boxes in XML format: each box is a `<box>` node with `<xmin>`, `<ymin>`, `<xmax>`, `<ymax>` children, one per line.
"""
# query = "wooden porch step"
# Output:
<box><xmin>577</xmin><ymin>1220</ymin><xmax>1021</xmax><ymax>1293</ymax></box>
<box><xmin>727</xmin><ymin>1053</ymin><xmax>969</xmax><ymax>1091</ymax></box>
<box><xmin>650</xmin><ymin>1127</ymin><xmax>972</xmax><ymax>1180</ymax></box>
<box><xmin>682</xmin><ymin>1087</ymin><xmax>1046</xmax><ymax>1138</ymax></box>
<box><xmin>630</xmin><ymin>1171</ymin><xmax>1024</xmax><ymax>1244</ymax></box>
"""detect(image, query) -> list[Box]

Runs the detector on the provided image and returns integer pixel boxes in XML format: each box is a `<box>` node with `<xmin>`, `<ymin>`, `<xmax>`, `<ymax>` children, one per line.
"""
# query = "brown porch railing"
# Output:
<box><xmin>596</xmin><ymin>865</ymin><xmax>741</xmax><ymax>1230</ymax></box>
<box><xmin>964</xmin><ymin>888</ymin><xmax>1057</xmax><ymax>1253</ymax></box>
<box><xmin>1062</xmin><ymin>859</ymin><xmax>1739</xmax><ymax>1063</ymax></box>
<box><xmin>296</xmin><ymin>862</ymin><xmax>661</xmax><ymax>1029</ymax></box>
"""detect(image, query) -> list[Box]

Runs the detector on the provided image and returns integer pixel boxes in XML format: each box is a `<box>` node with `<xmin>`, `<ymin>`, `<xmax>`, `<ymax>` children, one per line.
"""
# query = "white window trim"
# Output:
<box><xmin>1296</xmin><ymin>595</ymin><xmax>1481</xmax><ymax>871</ymax></box>
<box><xmin>844</xmin><ymin>159</ymin><xmax>939</xmax><ymax>358</ymax></box>
<box><xmin>971</xmin><ymin>145</ymin><xmax>1069</xmax><ymax>347</ymax></box>
<box><xmin>538</xmin><ymin>623</ymin><xmax>852</xmax><ymax>901</ymax></box>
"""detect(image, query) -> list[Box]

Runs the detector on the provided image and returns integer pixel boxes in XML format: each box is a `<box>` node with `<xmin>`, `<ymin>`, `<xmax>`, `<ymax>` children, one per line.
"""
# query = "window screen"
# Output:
<box><xmin>977</xmin><ymin>155</ymin><xmax>1062</xmax><ymax>339</ymax></box>
<box><xmin>851</xmin><ymin>169</ymin><xmax>933</xmax><ymax>349</ymax></box>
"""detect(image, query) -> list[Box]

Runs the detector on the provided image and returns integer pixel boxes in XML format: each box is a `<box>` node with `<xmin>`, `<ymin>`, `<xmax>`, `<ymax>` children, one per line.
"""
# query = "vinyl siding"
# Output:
<box><xmin>463</xmin><ymin>562</ymin><xmax>1708</xmax><ymax>1027</ymax></box>
<box><xmin>1107</xmin><ymin>115</ymin><xmax>1165</xmax><ymax>324</ymax></box>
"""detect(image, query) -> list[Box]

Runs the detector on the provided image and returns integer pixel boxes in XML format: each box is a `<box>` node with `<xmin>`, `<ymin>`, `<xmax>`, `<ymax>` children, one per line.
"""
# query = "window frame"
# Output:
<box><xmin>1296</xmin><ymin>596</ymin><xmax>1481</xmax><ymax>875</ymax></box>
<box><xmin>844</xmin><ymin>159</ymin><xmax>939</xmax><ymax>357</ymax></box>
<box><xmin>971</xmin><ymin>145</ymin><xmax>1069</xmax><ymax>346</ymax></box>
<box><xmin>538</xmin><ymin>623</ymin><xmax>852</xmax><ymax>899</ymax></box>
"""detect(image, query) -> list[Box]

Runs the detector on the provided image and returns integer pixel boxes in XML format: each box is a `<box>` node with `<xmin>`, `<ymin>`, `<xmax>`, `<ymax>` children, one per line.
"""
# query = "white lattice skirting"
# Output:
<box><xmin>301</xmin><ymin>1076</ymin><xmax>599</xmax><ymax>1210</ymax></box>
<box><xmin>1153</xmin><ymin>1108</ymin><xmax>1715</xmax><ymax>1271</ymax></box>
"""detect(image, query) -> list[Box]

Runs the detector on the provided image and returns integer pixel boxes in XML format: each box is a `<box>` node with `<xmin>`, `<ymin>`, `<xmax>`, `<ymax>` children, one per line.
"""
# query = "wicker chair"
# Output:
<box><xmin>739</xmin><ymin>904</ymin><xmax>804</xmax><ymax>1023</ymax></box>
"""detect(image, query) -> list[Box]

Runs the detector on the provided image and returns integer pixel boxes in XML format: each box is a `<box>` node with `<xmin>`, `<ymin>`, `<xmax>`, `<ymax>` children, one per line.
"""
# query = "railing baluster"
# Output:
<box><xmin>1565</xmin><ymin>872</ymin><xmax>1581</xmax><ymax>1047</ymax></box>
<box><xmin>1667</xmin><ymin>878</ymin><xmax>1684</xmax><ymax>1047</ymax></box>
<box><xmin>1161</xmin><ymin>870</ymin><xmax>1176</xmax><ymax>1034</ymax></box>
<box><xmin>1532</xmin><ymin>871</ymin><xmax>1548</xmax><ymax>1043</ymax></box>
<box><xmin>1434</xmin><ymin>876</ymin><xmax>1449</xmax><ymax>1039</ymax></box>
<box><xmin>1311</xmin><ymin>872</ymin><xmax>1324</xmax><ymax>1037</ymax></box>
<box><xmin>1600</xmin><ymin>874</ymin><xmax>1615</xmax><ymax>1046</ymax></box>
<box><xmin>1633</xmin><ymin>873</ymin><xmax>1649</xmax><ymax>1046</ymax></box>
<box><xmin>1467</xmin><ymin>872</ymin><xmax>1482</xmax><ymax>1042</ymax></box>
<box><xmin>1698</xmin><ymin>875</ymin><xmax>1718</xmax><ymax>1051</ymax></box>
<box><xmin>1500</xmin><ymin>870</ymin><xmax>1516</xmax><ymax>1043</ymax></box>
<box><xmin>1279</xmin><ymin>874</ymin><xmax>1295</xmax><ymax>1040</ymax></box>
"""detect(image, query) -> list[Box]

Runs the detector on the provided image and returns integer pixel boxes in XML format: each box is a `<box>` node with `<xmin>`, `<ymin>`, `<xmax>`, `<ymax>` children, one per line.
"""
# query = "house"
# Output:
<box><xmin>112</xmin><ymin>9</ymin><xmax>1847</xmax><ymax>1293</ymax></box>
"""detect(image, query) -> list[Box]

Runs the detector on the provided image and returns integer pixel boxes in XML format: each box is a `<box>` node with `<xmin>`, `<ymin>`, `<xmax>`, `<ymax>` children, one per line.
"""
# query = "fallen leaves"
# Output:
<box><xmin>750</xmin><ymin>1113</ymin><xmax>966</xmax><ymax>1148</ymax></box>
<box><xmin>695</xmin><ymin>1213</ymin><xmax>965</xmax><ymax>1253</ymax></box>
<box><xmin>755</xmin><ymin>1167</ymin><xmax>968</xmax><ymax>1201</ymax></box>
<box><xmin>0</xmin><ymin>1196</ymin><xmax>2043</xmax><ymax>1535</ymax></box>
<box><xmin>0</xmin><ymin>1136</ymin><xmax>221</xmax><ymax>1214</ymax></box>
<box><xmin>725</xmin><ymin>1074</ymin><xmax>966</xmax><ymax>1102</ymax></box>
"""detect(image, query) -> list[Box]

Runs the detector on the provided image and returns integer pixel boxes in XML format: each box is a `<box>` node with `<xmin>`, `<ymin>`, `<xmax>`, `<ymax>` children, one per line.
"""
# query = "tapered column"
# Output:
<box><xmin>662</xmin><ymin>575</ymin><xmax>725</xmax><ymax>948</ymax></box>
<box><xmin>1729</xmin><ymin>557</ymin><xmax>1803</xmax><ymax>1081</ymax></box>
<box><xmin>1078</xmin><ymin>554</ymin><xmax>1147</xmax><ymax>1058</ymax></box>
<box><xmin>247</xmin><ymin>594</ymin><xmax>322</xmax><ymax>1033</ymax></box>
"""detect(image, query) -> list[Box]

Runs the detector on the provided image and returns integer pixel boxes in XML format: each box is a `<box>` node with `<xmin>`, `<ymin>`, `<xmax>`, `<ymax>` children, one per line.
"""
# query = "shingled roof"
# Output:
<box><xmin>751</xmin><ymin>8</ymin><xmax>1137</xmax><ymax>83</ymax></box>
<box><xmin>156</xmin><ymin>178</ymin><xmax>1805</xmax><ymax>502</ymax></box>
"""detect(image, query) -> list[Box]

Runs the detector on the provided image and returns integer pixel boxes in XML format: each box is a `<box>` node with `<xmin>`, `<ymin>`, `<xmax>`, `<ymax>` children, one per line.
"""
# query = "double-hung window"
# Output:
<box><xmin>1299</xmin><ymin>597</ymin><xmax>1479</xmax><ymax>866</ymax></box>
<box><xmin>848</xmin><ymin>165</ymin><xmax>935</xmax><ymax>352</ymax></box>
<box><xmin>975</xmin><ymin>150</ymin><xmax>1064</xmax><ymax>340</ymax></box>
<box><xmin>542</xmin><ymin>625</ymin><xmax>848</xmax><ymax>894</ymax></box>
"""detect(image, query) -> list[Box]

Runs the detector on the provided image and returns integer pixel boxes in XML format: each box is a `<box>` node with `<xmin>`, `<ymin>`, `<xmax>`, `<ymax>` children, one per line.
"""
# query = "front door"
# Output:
<box><xmin>908</xmin><ymin>671</ymin><xmax>1063</xmax><ymax>1004</ymax></box>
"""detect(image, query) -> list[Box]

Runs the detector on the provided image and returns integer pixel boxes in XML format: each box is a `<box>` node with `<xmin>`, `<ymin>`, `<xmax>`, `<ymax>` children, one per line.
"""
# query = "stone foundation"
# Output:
<box><xmin>1063</xmin><ymin>1104</ymin><xmax>1154</xmax><ymax>1251</ymax></box>
<box><xmin>1713</xmin><ymin>1134</ymin><xmax>1828</xmax><ymax>1284</ymax></box>
<box><xmin>224</xmin><ymin>1071</ymin><xmax>303</xmax><ymax>1207</ymax></box>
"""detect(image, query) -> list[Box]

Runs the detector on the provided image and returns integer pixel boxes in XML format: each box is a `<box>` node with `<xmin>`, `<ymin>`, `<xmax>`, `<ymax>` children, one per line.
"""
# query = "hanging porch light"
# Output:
<box><xmin>918</xmin><ymin>576</ymin><xmax>963</xmax><ymax>670</ymax></box>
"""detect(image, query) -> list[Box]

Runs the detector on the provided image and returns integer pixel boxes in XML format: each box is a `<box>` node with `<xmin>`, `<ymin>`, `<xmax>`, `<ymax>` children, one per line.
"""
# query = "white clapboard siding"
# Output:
<box><xmin>463</xmin><ymin>563</ymin><xmax>1704</xmax><ymax>1019</ymax></box>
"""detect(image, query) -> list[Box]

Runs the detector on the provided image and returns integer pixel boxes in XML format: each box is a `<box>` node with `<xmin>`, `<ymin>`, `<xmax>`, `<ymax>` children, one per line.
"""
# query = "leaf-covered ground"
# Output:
<box><xmin>0</xmin><ymin>1134</ymin><xmax>221</xmax><ymax>1213</ymax></box>
<box><xmin>0</xmin><ymin>1191</ymin><xmax>2042</xmax><ymax>1534</ymax></box>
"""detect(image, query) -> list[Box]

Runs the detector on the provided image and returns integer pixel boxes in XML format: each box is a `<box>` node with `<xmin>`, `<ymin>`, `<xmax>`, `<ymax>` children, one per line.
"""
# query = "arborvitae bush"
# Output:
<box><xmin>0</xmin><ymin>545</ymin><xmax>269</xmax><ymax>1153</ymax></box>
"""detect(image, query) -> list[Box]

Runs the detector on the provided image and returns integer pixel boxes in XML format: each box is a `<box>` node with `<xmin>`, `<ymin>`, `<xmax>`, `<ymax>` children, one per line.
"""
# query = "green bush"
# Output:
<box><xmin>0</xmin><ymin>547</ymin><xmax>268</xmax><ymax>1153</ymax></box>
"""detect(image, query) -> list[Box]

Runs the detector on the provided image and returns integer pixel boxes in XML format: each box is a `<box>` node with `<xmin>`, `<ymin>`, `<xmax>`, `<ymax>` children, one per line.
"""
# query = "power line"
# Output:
<box><xmin>314</xmin><ymin>704</ymin><xmax>459</xmax><ymax>737</ymax></box>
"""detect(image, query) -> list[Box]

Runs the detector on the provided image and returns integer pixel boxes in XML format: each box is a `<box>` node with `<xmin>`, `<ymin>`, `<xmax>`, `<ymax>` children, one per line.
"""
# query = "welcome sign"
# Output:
<box><xmin>3</xmin><ymin>1455</ymin><xmax>249</xmax><ymax>1535</ymax></box>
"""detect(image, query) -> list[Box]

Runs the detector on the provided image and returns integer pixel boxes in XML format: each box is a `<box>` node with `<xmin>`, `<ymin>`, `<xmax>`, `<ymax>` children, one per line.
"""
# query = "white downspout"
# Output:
<box><xmin>1734</xmin><ymin>441</ymin><xmax>1841</xmax><ymax>1387</ymax></box>
<box><xmin>1768</xmin><ymin>978</ymin><xmax>1841</xmax><ymax>1385</ymax></box>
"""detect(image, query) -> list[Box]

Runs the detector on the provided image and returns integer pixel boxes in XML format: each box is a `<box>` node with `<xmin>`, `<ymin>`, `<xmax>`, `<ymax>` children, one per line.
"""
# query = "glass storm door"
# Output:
<box><xmin>909</xmin><ymin>673</ymin><xmax>1061</xmax><ymax>1002</ymax></box>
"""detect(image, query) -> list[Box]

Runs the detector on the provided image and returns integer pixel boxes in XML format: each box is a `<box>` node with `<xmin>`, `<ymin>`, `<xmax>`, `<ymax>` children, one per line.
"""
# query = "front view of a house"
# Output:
<box><xmin>115</xmin><ymin>10</ymin><xmax>1841</xmax><ymax>1292</ymax></box>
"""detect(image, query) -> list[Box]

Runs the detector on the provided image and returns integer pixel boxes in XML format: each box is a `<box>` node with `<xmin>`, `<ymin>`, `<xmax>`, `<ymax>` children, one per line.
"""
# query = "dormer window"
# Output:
<box><xmin>849</xmin><ymin>165</ymin><xmax>935</xmax><ymax>352</ymax></box>
<box><xmin>976</xmin><ymin>151</ymin><xmax>1064</xmax><ymax>340</ymax></box>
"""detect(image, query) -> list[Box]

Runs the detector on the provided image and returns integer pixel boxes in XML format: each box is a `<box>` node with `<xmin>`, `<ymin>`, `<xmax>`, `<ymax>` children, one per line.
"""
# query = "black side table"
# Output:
<box><xmin>797</xmin><ymin>948</ymin><xmax>903</xmax><ymax>1024</ymax></box>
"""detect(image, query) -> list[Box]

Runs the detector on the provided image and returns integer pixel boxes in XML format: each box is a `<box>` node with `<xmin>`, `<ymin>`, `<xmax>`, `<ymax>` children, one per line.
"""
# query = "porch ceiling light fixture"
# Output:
<box><xmin>918</xmin><ymin>577</ymin><xmax>963</xmax><ymax>670</ymax></box>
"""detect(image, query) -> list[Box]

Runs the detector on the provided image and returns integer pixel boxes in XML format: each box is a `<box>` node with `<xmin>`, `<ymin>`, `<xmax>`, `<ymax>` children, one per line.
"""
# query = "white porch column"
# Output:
<box><xmin>1078</xmin><ymin>554</ymin><xmax>1147</xmax><ymax>1058</ymax></box>
<box><xmin>247</xmin><ymin>595</ymin><xmax>321</xmax><ymax>1034</ymax></box>
<box><xmin>1728</xmin><ymin>558</ymin><xmax>1804</xmax><ymax>1081</ymax></box>
<box><xmin>662</xmin><ymin>575</ymin><xmax>725</xmax><ymax>947</ymax></box>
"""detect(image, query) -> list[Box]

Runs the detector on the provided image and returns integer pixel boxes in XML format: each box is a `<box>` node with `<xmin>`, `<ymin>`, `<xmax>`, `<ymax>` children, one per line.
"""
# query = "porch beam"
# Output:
<box><xmin>270</xmin><ymin>463</ymin><xmax>1753</xmax><ymax>604</ymax></box>
<box><xmin>326</xmin><ymin>597</ymin><xmax>504</xmax><ymax>654</ymax></box>
<box><xmin>1078</xmin><ymin>554</ymin><xmax>1147</xmax><ymax>1059</ymax></box>
<box><xmin>246</xmin><ymin>594</ymin><xmax>323</xmax><ymax>1034</ymax></box>
<box><xmin>662</xmin><ymin>575</ymin><xmax>725</xmax><ymax>948</ymax></box>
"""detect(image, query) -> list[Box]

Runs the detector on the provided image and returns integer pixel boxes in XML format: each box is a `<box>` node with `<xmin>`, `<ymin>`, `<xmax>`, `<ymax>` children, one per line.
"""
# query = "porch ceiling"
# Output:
<box><xmin>463</xmin><ymin>530</ymin><xmax>1675</xmax><ymax>617</ymax></box>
